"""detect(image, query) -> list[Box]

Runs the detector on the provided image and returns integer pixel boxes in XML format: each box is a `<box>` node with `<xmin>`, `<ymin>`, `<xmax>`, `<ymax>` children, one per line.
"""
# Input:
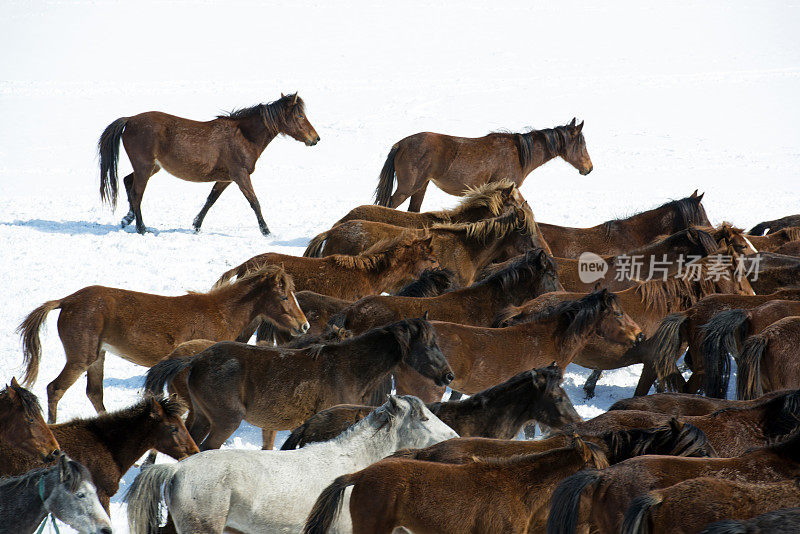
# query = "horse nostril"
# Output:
<box><xmin>100</xmin><ymin>528</ymin><xmax>112</xmax><ymax>534</ymax></box>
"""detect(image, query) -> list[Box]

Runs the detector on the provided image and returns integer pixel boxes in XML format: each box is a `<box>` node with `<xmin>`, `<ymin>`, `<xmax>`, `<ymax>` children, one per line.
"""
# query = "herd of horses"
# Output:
<box><xmin>2</xmin><ymin>93</ymin><xmax>800</xmax><ymax>533</ymax></box>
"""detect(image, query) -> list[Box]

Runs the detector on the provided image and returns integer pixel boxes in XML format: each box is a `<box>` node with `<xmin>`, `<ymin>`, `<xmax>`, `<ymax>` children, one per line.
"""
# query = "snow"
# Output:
<box><xmin>1</xmin><ymin>0</ymin><xmax>798</xmax><ymax>531</ymax></box>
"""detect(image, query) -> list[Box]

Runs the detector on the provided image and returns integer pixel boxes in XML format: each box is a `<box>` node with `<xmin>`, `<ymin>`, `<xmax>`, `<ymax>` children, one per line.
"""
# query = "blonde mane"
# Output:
<box><xmin>204</xmin><ymin>263</ymin><xmax>293</xmax><ymax>295</ymax></box>
<box><xmin>435</xmin><ymin>180</ymin><xmax>517</xmax><ymax>221</ymax></box>
<box><xmin>332</xmin><ymin>231</ymin><xmax>424</xmax><ymax>272</ymax></box>
<box><xmin>431</xmin><ymin>206</ymin><xmax>536</xmax><ymax>243</ymax></box>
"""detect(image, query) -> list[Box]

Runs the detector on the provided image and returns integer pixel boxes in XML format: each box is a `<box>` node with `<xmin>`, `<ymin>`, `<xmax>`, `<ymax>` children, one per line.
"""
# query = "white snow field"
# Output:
<box><xmin>1</xmin><ymin>0</ymin><xmax>799</xmax><ymax>531</ymax></box>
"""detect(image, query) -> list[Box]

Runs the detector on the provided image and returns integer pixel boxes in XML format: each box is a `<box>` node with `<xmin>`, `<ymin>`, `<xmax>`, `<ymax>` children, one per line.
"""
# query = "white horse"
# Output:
<box><xmin>0</xmin><ymin>454</ymin><xmax>112</xmax><ymax>534</ymax></box>
<box><xmin>126</xmin><ymin>395</ymin><xmax>457</xmax><ymax>533</ymax></box>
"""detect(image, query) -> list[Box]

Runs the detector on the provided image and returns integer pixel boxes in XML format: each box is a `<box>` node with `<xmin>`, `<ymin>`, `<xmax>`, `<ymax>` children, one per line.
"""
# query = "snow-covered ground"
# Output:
<box><xmin>2</xmin><ymin>1</ymin><xmax>799</xmax><ymax>531</ymax></box>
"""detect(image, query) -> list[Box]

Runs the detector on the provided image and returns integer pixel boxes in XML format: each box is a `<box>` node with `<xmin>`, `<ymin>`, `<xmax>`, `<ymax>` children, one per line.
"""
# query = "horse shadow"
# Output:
<box><xmin>2</xmin><ymin>219</ymin><xmax>220</xmax><ymax>237</ymax></box>
<box><xmin>271</xmin><ymin>236</ymin><xmax>312</xmax><ymax>247</ymax></box>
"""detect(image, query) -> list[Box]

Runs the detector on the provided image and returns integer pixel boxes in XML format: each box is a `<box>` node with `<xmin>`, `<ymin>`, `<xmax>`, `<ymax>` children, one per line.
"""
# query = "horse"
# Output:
<box><xmin>144</xmin><ymin>317</ymin><xmax>453</xmax><ymax>450</ymax></box>
<box><xmin>546</xmin><ymin>429</ymin><xmax>800</xmax><ymax>534</ymax></box>
<box><xmin>125</xmin><ymin>395</ymin><xmax>458</xmax><ymax>534</ymax></box>
<box><xmin>304</xmin><ymin>436</ymin><xmax>607</xmax><ymax>534</ymax></box>
<box><xmin>392</xmin><ymin>418</ymin><xmax>714</xmax><ymax>465</ymax></box>
<box><xmin>0</xmin><ymin>394</ymin><xmax>197</xmax><ymax>511</ymax></box>
<box><xmin>622</xmin><ymin>478</ymin><xmax>800</xmax><ymax>534</ymax></box>
<box><xmin>747</xmin><ymin>227</ymin><xmax>800</xmax><ymax>251</ymax></box>
<box><xmin>775</xmin><ymin>240</ymin><xmax>800</xmax><ymax>256</ymax></box>
<box><xmin>374</xmin><ymin>119</ymin><xmax>592</xmax><ymax>211</ymax></box>
<box><xmin>608</xmin><ymin>390</ymin><xmax>790</xmax><ymax>416</ymax></box>
<box><xmin>98</xmin><ymin>93</ymin><xmax>319</xmax><ymax>235</ymax></box>
<box><xmin>737</xmin><ymin>316</ymin><xmax>800</xmax><ymax>399</ymax></box>
<box><xmin>0</xmin><ymin>379</ymin><xmax>60</xmax><ymax>463</ymax></box>
<box><xmin>749</xmin><ymin>214</ymin><xmax>800</xmax><ymax>235</ymax></box>
<box><xmin>0</xmin><ymin>454</ymin><xmax>111</xmax><ymax>534</ymax></box>
<box><xmin>281</xmin><ymin>364</ymin><xmax>580</xmax><ymax>449</ymax></box>
<box><xmin>17</xmin><ymin>264</ymin><xmax>307</xmax><ymax>423</ymax></box>
<box><xmin>303</xmin><ymin>206</ymin><xmax>547</xmax><ymax>286</ymax></box>
<box><xmin>701</xmin><ymin>508</ymin><xmax>800</xmax><ymax>534</ymax></box>
<box><xmin>700</xmin><ymin>300</ymin><xmax>800</xmax><ymax>398</ymax></box>
<box><xmin>647</xmin><ymin>289</ymin><xmax>800</xmax><ymax>397</ymax></box>
<box><xmin>744</xmin><ymin>251</ymin><xmax>800</xmax><ymax>294</ymax></box>
<box><xmin>393</xmin><ymin>289</ymin><xmax>642</xmax><ymax>402</ymax></box>
<box><xmin>537</xmin><ymin>191</ymin><xmax>711</xmax><ymax>258</ymax></box>
<box><xmin>214</xmin><ymin>233</ymin><xmax>438</xmax><ymax>300</ymax></box>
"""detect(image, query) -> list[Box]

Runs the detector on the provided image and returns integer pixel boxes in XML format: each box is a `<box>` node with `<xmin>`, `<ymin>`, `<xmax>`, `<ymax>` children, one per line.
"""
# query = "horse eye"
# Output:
<box><xmin>615</xmin><ymin>312</ymin><xmax>624</xmax><ymax>317</ymax></box>
<box><xmin>76</xmin><ymin>492</ymin><xmax>86</xmax><ymax>499</ymax></box>
<box><xmin>281</xmin><ymin>296</ymin><xmax>289</xmax><ymax>301</ymax></box>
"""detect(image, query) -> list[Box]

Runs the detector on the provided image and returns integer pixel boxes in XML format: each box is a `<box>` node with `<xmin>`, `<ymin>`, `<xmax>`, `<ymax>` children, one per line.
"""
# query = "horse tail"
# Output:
<box><xmin>98</xmin><ymin>117</ymin><xmax>128</xmax><ymax>208</ymax></box>
<box><xmin>649</xmin><ymin>312</ymin><xmax>689</xmax><ymax>392</ymax></box>
<box><xmin>700</xmin><ymin>309</ymin><xmax>749</xmax><ymax>398</ymax></box>
<box><xmin>492</xmin><ymin>305</ymin><xmax>524</xmax><ymax>328</ymax></box>
<box><xmin>144</xmin><ymin>357</ymin><xmax>196</xmax><ymax>396</ymax></box>
<box><xmin>546</xmin><ymin>469</ymin><xmax>600</xmax><ymax>534</ymax></box>
<box><xmin>374</xmin><ymin>144</ymin><xmax>398</xmax><ymax>206</ymax></box>
<box><xmin>747</xmin><ymin>221</ymin><xmax>770</xmax><ymax>236</ymax></box>
<box><xmin>125</xmin><ymin>463</ymin><xmax>179</xmax><ymax>534</ymax></box>
<box><xmin>304</xmin><ymin>473</ymin><xmax>356</xmax><ymax>534</ymax></box>
<box><xmin>255</xmin><ymin>320</ymin><xmax>277</xmax><ymax>344</ymax></box>
<box><xmin>17</xmin><ymin>299</ymin><xmax>62</xmax><ymax>386</ymax></box>
<box><xmin>304</xmin><ymin>230</ymin><xmax>330</xmax><ymax>258</ymax></box>
<box><xmin>620</xmin><ymin>493</ymin><xmax>662</xmax><ymax>534</ymax></box>
<box><xmin>736</xmin><ymin>333</ymin><xmax>768</xmax><ymax>400</ymax></box>
<box><xmin>395</xmin><ymin>268</ymin><xmax>457</xmax><ymax>297</ymax></box>
<box><xmin>280</xmin><ymin>421</ymin><xmax>309</xmax><ymax>450</ymax></box>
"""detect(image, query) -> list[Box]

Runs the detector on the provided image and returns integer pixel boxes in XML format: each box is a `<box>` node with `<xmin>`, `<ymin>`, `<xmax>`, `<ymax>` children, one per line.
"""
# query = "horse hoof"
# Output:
<box><xmin>260</xmin><ymin>228</ymin><xmax>271</xmax><ymax>236</ymax></box>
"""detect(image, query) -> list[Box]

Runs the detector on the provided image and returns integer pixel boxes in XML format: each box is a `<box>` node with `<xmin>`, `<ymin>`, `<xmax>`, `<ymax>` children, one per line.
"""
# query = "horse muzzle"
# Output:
<box><xmin>305</xmin><ymin>135</ymin><xmax>321</xmax><ymax>146</ymax></box>
<box><xmin>43</xmin><ymin>449</ymin><xmax>61</xmax><ymax>463</ymax></box>
<box><xmin>580</xmin><ymin>166</ymin><xmax>593</xmax><ymax>175</ymax></box>
<box><xmin>632</xmin><ymin>332</ymin><xmax>645</xmax><ymax>347</ymax></box>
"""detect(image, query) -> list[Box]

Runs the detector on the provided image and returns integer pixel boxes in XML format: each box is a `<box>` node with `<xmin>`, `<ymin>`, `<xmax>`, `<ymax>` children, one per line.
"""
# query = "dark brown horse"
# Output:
<box><xmin>145</xmin><ymin>317</ymin><xmax>453</xmax><ymax>450</ymax></box>
<box><xmin>18</xmin><ymin>264</ymin><xmax>307</xmax><ymax>423</ymax></box>
<box><xmin>747</xmin><ymin>226</ymin><xmax>800</xmax><ymax>251</ymax></box>
<box><xmin>701</xmin><ymin>508</ymin><xmax>800</xmax><ymax>534</ymax></box>
<box><xmin>608</xmin><ymin>390</ymin><xmax>790</xmax><ymax>416</ymax></box>
<box><xmin>546</xmin><ymin>429</ymin><xmax>800</xmax><ymax>534</ymax></box>
<box><xmin>281</xmin><ymin>364</ymin><xmax>580</xmax><ymax>448</ymax></box>
<box><xmin>99</xmin><ymin>93</ymin><xmax>319</xmax><ymax>235</ymax></box>
<box><xmin>737</xmin><ymin>316</ymin><xmax>800</xmax><ymax>399</ymax></box>
<box><xmin>744</xmin><ymin>251</ymin><xmax>800</xmax><ymax>293</ymax></box>
<box><xmin>214</xmin><ymin>233</ymin><xmax>438</xmax><ymax>300</ymax></box>
<box><xmin>0</xmin><ymin>379</ymin><xmax>60</xmax><ymax>463</ymax></box>
<box><xmin>0</xmin><ymin>395</ymin><xmax>198</xmax><ymax>511</ymax></box>
<box><xmin>305</xmin><ymin>437</ymin><xmax>607</xmax><ymax>534</ymax></box>
<box><xmin>775</xmin><ymin>240</ymin><xmax>800</xmax><ymax>256</ymax></box>
<box><xmin>538</xmin><ymin>191</ymin><xmax>711</xmax><ymax>258</ymax></box>
<box><xmin>374</xmin><ymin>119</ymin><xmax>592</xmax><ymax>211</ymax></box>
<box><xmin>622</xmin><ymin>477</ymin><xmax>800</xmax><ymax>534</ymax></box>
<box><xmin>749</xmin><ymin>214</ymin><xmax>800</xmax><ymax>235</ymax></box>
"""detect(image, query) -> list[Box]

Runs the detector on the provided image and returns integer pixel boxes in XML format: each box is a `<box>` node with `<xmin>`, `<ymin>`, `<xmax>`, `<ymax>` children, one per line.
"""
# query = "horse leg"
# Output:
<box><xmin>121</xmin><ymin>173</ymin><xmax>136</xmax><ymax>227</ymax></box>
<box><xmin>193</xmin><ymin>181</ymin><xmax>231</xmax><ymax>232</ymax></box>
<box><xmin>46</xmin><ymin>360</ymin><xmax>88</xmax><ymax>423</ymax></box>
<box><xmin>583</xmin><ymin>369</ymin><xmax>603</xmax><ymax>399</ymax></box>
<box><xmin>129</xmin><ymin>163</ymin><xmax>159</xmax><ymax>235</ymax></box>
<box><xmin>233</xmin><ymin>173</ymin><xmax>270</xmax><ymax>236</ymax></box>
<box><xmin>261</xmin><ymin>428</ymin><xmax>277</xmax><ymax>450</ymax></box>
<box><xmin>85</xmin><ymin>351</ymin><xmax>107</xmax><ymax>414</ymax></box>
<box><xmin>633</xmin><ymin>363</ymin><xmax>658</xmax><ymax>396</ymax></box>
<box><xmin>407</xmin><ymin>181</ymin><xmax>429</xmax><ymax>212</ymax></box>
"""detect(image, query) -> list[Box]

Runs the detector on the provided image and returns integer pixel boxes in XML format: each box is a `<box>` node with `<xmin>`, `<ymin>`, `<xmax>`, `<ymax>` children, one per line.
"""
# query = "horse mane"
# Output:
<box><xmin>516</xmin><ymin>127</ymin><xmax>571</xmax><ymax>168</ymax></box>
<box><xmin>332</xmin><ymin>232</ymin><xmax>422</xmax><ymax>272</ymax></box>
<box><xmin>766</xmin><ymin>391</ymin><xmax>800</xmax><ymax>437</ymax></box>
<box><xmin>474</xmin><ymin>249</ymin><xmax>556</xmax><ymax>295</ymax></box>
<box><xmin>601</xmin><ymin>193</ymin><xmax>709</xmax><ymax>233</ymax></box>
<box><xmin>777</xmin><ymin>227</ymin><xmax>800</xmax><ymax>241</ymax></box>
<box><xmin>436</xmin><ymin>180</ymin><xmax>517</xmax><ymax>220</ymax></box>
<box><xmin>767</xmin><ymin>427</ymin><xmax>800</xmax><ymax>462</ymax></box>
<box><xmin>204</xmin><ymin>263</ymin><xmax>294</xmax><ymax>296</ymax></box>
<box><xmin>634</xmin><ymin>276</ymin><xmax>713</xmax><ymax>316</ymax></box>
<box><xmin>430</xmin><ymin>367</ymin><xmax>552</xmax><ymax>412</ymax></box>
<box><xmin>319</xmin><ymin>395</ymin><xmax>428</xmax><ymax>448</ymax></box>
<box><xmin>431</xmin><ymin>206</ymin><xmax>535</xmax><ymax>243</ymax></box>
<box><xmin>526</xmin><ymin>289</ymin><xmax>619</xmax><ymax>347</ymax></box>
<box><xmin>56</xmin><ymin>395</ymin><xmax>184</xmax><ymax>433</ymax></box>
<box><xmin>2</xmin><ymin>455</ymin><xmax>91</xmax><ymax>493</ymax></box>
<box><xmin>602</xmin><ymin>420</ymin><xmax>714</xmax><ymax>463</ymax></box>
<box><xmin>0</xmin><ymin>381</ymin><xmax>41</xmax><ymax>418</ymax></box>
<box><xmin>217</xmin><ymin>93</ymin><xmax>305</xmax><ymax>137</ymax></box>
<box><xmin>395</xmin><ymin>268</ymin><xmax>457</xmax><ymax>297</ymax></box>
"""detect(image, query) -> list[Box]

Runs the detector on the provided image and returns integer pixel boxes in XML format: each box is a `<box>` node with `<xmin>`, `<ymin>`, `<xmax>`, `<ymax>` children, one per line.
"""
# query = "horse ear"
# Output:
<box><xmin>9</xmin><ymin>377</ymin><xmax>20</xmax><ymax>389</ymax></box>
<box><xmin>149</xmin><ymin>397</ymin><xmax>165</xmax><ymax>419</ymax></box>
<box><xmin>58</xmin><ymin>454</ymin><xmax>71</xmax><ymax>483</ymax></box>
<box><xmin>421</xmin><ymin>310</ymin><xmax>429</xmax><ymax>321</ymax></box>
<box><xmin>690</xmin><ymin>189</ymin><xmax>699</xmax><ymax>198</ymax></box>
<box><xmin>281</xmin><ymin>92</ymin><xmax>286</xmax><ymax>98</ymax></box>
<box><xmin>292</xmin><ymin>93</ymin><xmax>299</xmax><ymax>106</ymax></box>
<box><xmin>576</xmin><ymin>120</ymin><xmax>584</xmax><ymax>134</ymax></box>
<box><xmin>387</xmin><ymin>395</ymin><xmax>400</xmax><ymax>413</ymax></box>
<box><xmin>696</xmin><ymin>192</ymin><xmax>705</xmax><ymax>201</ymax></box>
<box><xmin>6</xmin><ymin>379</ymin><xmax>19</xmax><ymax>398</ymax></box>
<box><xmin>668</xmin><ymin>417</ymin><xmax>684</xmax><ymax>432</ymax></box>
<box><xmin>569</xmin><ymin>117</ymin><xmax>577</xmax><ymax>127</ymax></box>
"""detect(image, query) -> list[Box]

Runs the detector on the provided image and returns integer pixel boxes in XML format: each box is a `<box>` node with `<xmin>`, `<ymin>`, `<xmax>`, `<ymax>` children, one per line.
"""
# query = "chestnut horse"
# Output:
<box><xmin>18</xmin><ymin>264</ymin><xmax>307</xmax><ymax>423</ymax></box>
<box><xmin>0</xmin><ymin>395</ymin><xmax>198</xmax><ymax>511</ymax></box>
<box><xmin>145</xmin><ymin>317</ymin><xmax>453</xmax><ymax>450</ymax></box>
<box><xmin>737</xmin><ymin>316</ymin><xmax>800</xmax><ymax>399</ymax></box>
<box><xmin>98</xmin><ymin>93</ymin><xmax>319</xmax><ymax>235</ymax></box>
<box><xmin>749</xmin><ymin>213</ymin><xmax>800</xmax><ymax>235</ymax></box>
<box><xmin>374</xmin><ymin>119</ymin><xmax>592</xmax><ymax>211</ymax></box>
<box><xmin>0</xmin><ymin>379</ymin><xmax>60</xmax><ymax>463</ymax></box>
<box><xmin>538</xmin><ymin>191</ymin><xmax>711</xmax><ymax>258</ymax></box>
<box><xmin>304</xmin><ymin>437</ymin><xmax>607</xmax><ymax>534</ymax></box>
<box><xmin>214</xmin><ymin>233</ymin><xmax>438</xmax><ymax>300</ymax></box>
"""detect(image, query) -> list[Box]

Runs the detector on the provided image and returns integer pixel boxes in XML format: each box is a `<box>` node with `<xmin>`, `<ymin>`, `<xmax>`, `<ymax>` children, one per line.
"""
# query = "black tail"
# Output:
<box><xmin>144</xmin><ymin>357</ymin><xmax>195</xmax><ymax>395</ymax></box>
<box><xmin>736</xmin><ymin>334</ymin><xmax>768</xmax><ymax>400</ymax></box>
<box><xmin>649</xmin><ymin>313</ymin><xmax>690</xmax><ymax>392</ymax></box>
<box><xmin>621</xmin><ymin>493</ymin><xmax>662</xmax><ymax>534</ymax></box>
<box><xmin>374</xmin><ymin>144</ymin><xmax>398</xmax><ymax>206</ymax></box>
<box><xmin>98</xmin><ymin>117</ymin><xmax>128</xmax><ymax>208</ymax></box>
<box><xmin>747</xmin><ymin>221</ymin><xmax>771</xmax><ymax>236</ymax></box>
<box><xmin>394</xmin><ymin>268</ymin><xmax>456</xmax><ymax>297</ymax></box>
<box><xmin>700</xmin><ymin>309</ymin><xmax>749</xmax><ymax>398</ymax></box>
<box><xmin>281</xmin><ymin>421</ymin><xmax>309</xmax><ymax>450</ymax></box>
<box><xmin>304</xmin><ymin>473</ymin><xmax>356</xmax><ymax>534</ymax></box>
<box><xmin>547</xmin><ymin>469</ymin><xmax>600</xmax><ymax>534</ymax></box>
<box><xmin>603</xmin><ymin>420</ymin><xmax>715</xmax><ymax>463</ymax></box>
<box><xmin>304</xmin><ymin>230</ymin><xmax>330</xmax><ymax>258</ymax></box>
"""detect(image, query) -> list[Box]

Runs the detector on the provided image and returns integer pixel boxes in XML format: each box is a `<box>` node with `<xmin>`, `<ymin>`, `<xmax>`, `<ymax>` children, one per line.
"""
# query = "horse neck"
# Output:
<box><xmin>236</xmin><ymin>115</ymin><xmax>279</xmax><ymax>155</ymax></box>
<box><xmin>0</xmin><ymin>471</ymin><xmax>49</xmax><ymax>530</ymax></box>
<box><xmin>477</xmin><ymin>383</ymin><xmax>536</xmax><ymax>433</ymax></box>
<box><xmin>333</xmin><ymin>417</ymin><xmax>404</xmax><ymax>462</ymax></box>
<box><xmin>330</xmin><ymin>330</ymin><xmax>404</xmax><ymax>398</ymax></box>
<box><xmin>517</xmin><ymin>318</ymin><xmax>588</xmax><ymax>362</ymax></box>
<box><xmin>211</xmin><ymin>278</ymin><xmax>270</xmax><ymax>334</ymax></box>
<box><xmin>356</xmin><ymin>251</ymin><xmax>415</xmax><ymax>292</ymax></box>
<box><xmin>75</xmin><ymin>410</ymin><xmax>162</xmax><ymax>475</ymax></box>
<box><xmin>448</xmin><ymin>203</ymin><xmax>501</xmax><ymax>224</ymax></box>
<box><xmin>519</xmin><ymin>133</ymin><xmax>559</xmax><ymax>176</ymax></box>
<box><xmin>511</xmin><ymin>448</ymin><xmax>587</xmax><ymax>495</ymax></box>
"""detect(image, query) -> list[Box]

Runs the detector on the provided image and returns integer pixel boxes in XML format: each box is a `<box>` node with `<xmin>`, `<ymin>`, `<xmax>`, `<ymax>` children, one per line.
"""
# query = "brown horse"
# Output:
<box><xmin>395</xmin><ymin>289</ymin><xmax>642</xmax><ymax>402</ymax></box>
<box><xmin>744</xmin><ymin>251</ymin><xmax>800</xmax><ymax>293</ymax></box>
<box><xmin>737</xmin><ymin>316</ymin><xmax>800</xmax><ymax>399</ymax></box>
<box><xmin>538</xmin><ymin>191</ymin><xmax>711</xmax><ymax>258</ymax></box>
<box><xmin>701</xmin><ymin>508</ymin><xmax>800</xmax><ymax>533</ymax></box>
<box><xmin>775</xmin><ymin>240</ymin><xmax>800</xmax><ymax>256</ymax></box>
<box><xmin>18</xmin><ymin>264</ymin><xmax>307</xmax><ymax>423</ymax></box>
<box><xmin>0</xmin><ymin>395</ymin><xmax>197</xmax><ymax>511</ymax></box>
<box><xmin>0</xmin><ymin>379</ymin><xmax>60</xmax><ymax>463</ymax></box>
<box><xmin>608</xmin><ymin>390</ymin><xmax>790</xmax><ymax>416</ymax></box>
<box><xmin>546</xmin><ymin>429</ymin><xmax>800</xmax><ymax>534</ymax></box>
<box><xmin>747</xmin><ymin>226</ymin><xmax>800</xmax><ymax>251</ymax></box>
<box><xmin>621</xmin><ymin>477</ymin><xmax>800</xmax><ymax>534</ymax></box>
<box><xmin>215</xmin><ymin>233</ymin><xmax>438</xmax><ymax>300</ymax></box>
<box><xmin>98</xmin><ymin>93</ymin><xmax>319</xmax><ymax>235</ymax></box>
<box><xmin>304</xmin><ymin>207</ymin><xmax>547</xmax><ymax>286</ymax></box>
<box><xmin>749</xmin><ymin>214</ymin><xmax>800</xmax><ymax>235</ymax></box>
<box><xmin>305</xmin><ymin>437</ymin><xmax>607</xmax><ymax>534</ymax></box>
<box><xmin>145</xmin><ymin>317</ymin><xmax>453</xmax><ymax>450</ymax></box>
<box><xmin>335</xmin><ymin>179</ymin><xmax>526</xmax><ymax>228</ymax></box>
<box><xmin>374</xmin><ymin>119</ymin><xmax>592</xmax><ymax>211</ymax></box>
<box><xmin>281</xmin><ymin>364</ymin><xmax>580</xmax><ymax>448</ymax></box>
